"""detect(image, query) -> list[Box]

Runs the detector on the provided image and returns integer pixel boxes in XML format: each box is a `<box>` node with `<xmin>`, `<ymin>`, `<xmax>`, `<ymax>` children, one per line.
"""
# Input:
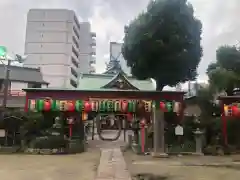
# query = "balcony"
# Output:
<box><xmin>70</xmin><ymin>67</ymin><xmax>78</xmax><ymax>78</ymax></box>
<box><xmin>91</xmin><ymin>32</ymin><xmax>96</xmax><ymax>37</ymax></box>
<box><xmin>71</xmin><ymin>57</ymin><xmax>79</xmax><ymax>68</ymax></box>
<box><xmin>89</xmin><ymin>56</ymin><xmax>96</xmax><ymax>64</ymax></box>
<box><xmin>91</xmin><ymin>38</ymin><xmax>96</xmax><ymax>46</ymax></box>
<box><xmin>70</xmin><ymin>78</ymin><xmax>77</xmax><ymax>88</ymax></box>
<box><xmin>89</xmin><ymin>66</ymin><xmax>96</xmax><ymax>74</ymax></box>
<box><xmin>90</xmin><ymin>47</ymin><xmax>96</xmax><ymax>55</ymax></box>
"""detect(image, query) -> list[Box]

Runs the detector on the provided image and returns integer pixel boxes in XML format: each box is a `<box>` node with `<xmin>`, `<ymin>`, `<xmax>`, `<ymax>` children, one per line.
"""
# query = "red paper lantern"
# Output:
<box><xmin>121</xmin><ymin>100</ymin><xmax>128</xmax><ymax>112</ymax></box>
<box><xmin>67</xmin><ymin>101</ymin><xmax>75</xmax><ymax>112</ymax></box>
<box><xmin>232</xmin><ymin>105</ymin><xmax>238</xmax><ymax>116</ymax></box>
<box><xmin>44</xmin><ymin>100</ymin><xmax>51</xmax><ymax>111</ymax></box>
<box><xmin>159</xmin><ymin>101</ymin><xmax>165</xmax><ymax>110</ymax></box>
<box><xmin>84</xmin><ymin>101</ymin><xmax>92</xmax><ymax>112</ymax></box>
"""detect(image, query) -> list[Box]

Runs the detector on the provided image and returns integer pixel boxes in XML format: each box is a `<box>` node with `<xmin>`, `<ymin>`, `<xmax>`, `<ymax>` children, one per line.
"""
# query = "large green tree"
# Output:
<box><xmin>122</xmin><ymin>0</ymin><xmax>202</xmax><ymax>90</ymax></box>
<box><xmin>207</xmin><ymin>45</ymin><xmax>240</xmax><ymax>95</ymax></box>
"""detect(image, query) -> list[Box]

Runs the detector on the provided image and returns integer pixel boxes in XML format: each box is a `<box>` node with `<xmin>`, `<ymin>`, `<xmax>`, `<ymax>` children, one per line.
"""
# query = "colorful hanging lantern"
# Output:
<box><xmin>28</xmin><ymin>99</ymin><xmax>36</xmax><ymax>111</ymax></box>
<box><xmin>121</xmin><ymin>100</ymin><xmax>128</xmax><ymax>112</ymax></box>
<box><xmin>59</xmin><ymin>100</ymin><xmax>67</xmax><ymax>111</ymax></box>
<box><xmin>137</xmin><ymin>100</ymin><xmax>144</xmax><ymax>109</ymax></box>
<box><xmin>106</xmin><ymin>100</ymin><xmax>114</xmax><ymax>112</ymax></box>
<box><xmin>75</xmin><ymin>100</ymin><xmax>83</xmax><ymax>112</ymax></box>
<box><xmin>52</xmin><ymin>100</ymin><xmax>60</xmax><ymax>111</ymax></box>
<box><xmin>43</xmin><ymin>99</ymin><xmax>52</xmax><ymax>111</ymax></box>
<box><xmin>128</xmin><ymin>100</ymin><xmax>136</xmax><ymax>113</ymax></box>
<box><xmin>91</xmin><ymin>101</ymin><xmax>98</xmax><ymax>111</ymax></box>
<box><xmin>224</xmin><ymin>104</ymin><xmax>228</xmax><ymax>116</ymax></box>
<box><xmin>166</xmin><ymin>102</ymin><xmax>172</xmax><ymax>112</ymax></box>
<box><xmin>173</xmin><ymin>102</ymin><xmax>181</xmax><ymax>113</ymax></box>
<box><xmin>159</xmin><ymin>101</ymin><xmax>165</xmax><ymax>110</ymax></box>
<box><xmin>36</xmin><ymin>99</ymin><xmax>44</xmax><ymax>111</ymax></box>
<box><xmin>82</xmin><ymin>112</ymin><xmax>88</xmax><ymax>121</ymax></box>
<box><xmin>84</xmin><ymin>101</ymin><xmax>92</xmax><ymax>112</ymax></box>
<box><xmin>99</xmin><ymin>100</ymin><xmax>106</xmax><ymax>111</ymax></box>
<box><xmin>67</xmin><ymin>101</ymin><xmax>75</xmax><ymax>111</ymax></box>
<box><xmin>144</xmin><ymin>101</ymin><xmax>152</xmax><ymax>112</ymax></box>
<box><xmin>114</xmin><ymin>100</ymin><xmax>121</xmax><ymax>112</ymax></box>
<box><xmin>232</xmin><ymin>105</ymin><xmax>238</xmax><ymax>116</ymax></box>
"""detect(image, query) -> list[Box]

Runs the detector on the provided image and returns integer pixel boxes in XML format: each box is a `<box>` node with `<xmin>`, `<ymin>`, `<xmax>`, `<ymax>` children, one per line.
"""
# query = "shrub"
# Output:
<box><xmin>29</xmin><ymin>136</ymin><xmax>68</xmax><ymax>149</ymax></box>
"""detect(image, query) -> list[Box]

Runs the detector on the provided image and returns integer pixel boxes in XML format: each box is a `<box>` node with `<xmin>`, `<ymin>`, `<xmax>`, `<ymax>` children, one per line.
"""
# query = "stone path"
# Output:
<box><xmin>95</xmin><ymin>148</ymin><xmax>131</xmax><ymax>180</ymax></box>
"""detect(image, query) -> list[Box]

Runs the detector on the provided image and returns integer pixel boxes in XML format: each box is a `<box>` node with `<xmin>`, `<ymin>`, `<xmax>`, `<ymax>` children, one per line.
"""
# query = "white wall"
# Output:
<box><xmin>10</xmin><ymin>81</ymin><xmax>28</xmax><ymax>90</ymax></box>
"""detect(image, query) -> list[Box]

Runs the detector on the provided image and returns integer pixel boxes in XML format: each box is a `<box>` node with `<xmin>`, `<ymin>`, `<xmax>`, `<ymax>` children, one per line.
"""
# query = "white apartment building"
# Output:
<box><xmin>24</xmin><ymin>9</ymin><xmax>96</xmax><ymax>88</ymax></box>
<box><xmin>79</xmin><ymin>22</ymin><xmax>96</xmax><ymax>74</ymax></box>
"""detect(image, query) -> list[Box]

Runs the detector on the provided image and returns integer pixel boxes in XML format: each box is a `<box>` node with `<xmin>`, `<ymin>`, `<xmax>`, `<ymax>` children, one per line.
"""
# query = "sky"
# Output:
<box><xmin>0</xmin><ymin>0</ymin><xmax>240</xmax><ymax>90</ymax></box>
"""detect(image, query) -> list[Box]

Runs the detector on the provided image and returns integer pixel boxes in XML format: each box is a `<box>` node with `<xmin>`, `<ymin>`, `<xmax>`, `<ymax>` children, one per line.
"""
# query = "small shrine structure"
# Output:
<box><xmin>22</xmin><ymin>62</ymin><xmax>185</xmax><ymax>154</ymax></box>
<box><xmin>218</xmin><ymin>88</ymin><xmax>240</xmax><ymax>146</ymax></box>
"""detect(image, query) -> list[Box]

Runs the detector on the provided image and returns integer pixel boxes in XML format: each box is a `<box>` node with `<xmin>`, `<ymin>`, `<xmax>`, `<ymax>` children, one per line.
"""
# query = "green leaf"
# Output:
<box><xmin>122</xmin><ymin>0</ymin><xmax>202</xmax><ymax>90</ymax></box>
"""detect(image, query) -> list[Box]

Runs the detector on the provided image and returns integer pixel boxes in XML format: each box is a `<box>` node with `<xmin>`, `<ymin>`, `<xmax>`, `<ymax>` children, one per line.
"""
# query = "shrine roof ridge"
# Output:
<box><xmin>22</xmin><ymin>88</ymin><xmax>186</xmax><ymax>94</ymax></box>
<box><xmin>80</xmin><ymin>73</ymin><xmax>152</xmax><ymax>80</ymax></box>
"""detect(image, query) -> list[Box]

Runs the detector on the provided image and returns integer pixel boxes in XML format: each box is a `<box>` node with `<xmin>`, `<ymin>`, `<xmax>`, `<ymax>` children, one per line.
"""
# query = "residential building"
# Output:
<box><xmin>24</xmin><ymin>9</ymin><xmax>96</xmax><ymax>88</ymax></box>
<box><xmin>0</xmin><ymin>65</ymin><xmax>48</xmax><ymax>108</ymax></box>
<box><xmin>79</xmin><ymin>22</ymin><xmax>96</xmax><ymax>74</ymax></box>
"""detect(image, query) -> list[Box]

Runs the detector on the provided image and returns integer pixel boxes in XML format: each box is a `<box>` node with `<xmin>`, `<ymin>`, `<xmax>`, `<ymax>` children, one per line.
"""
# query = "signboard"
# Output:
<box><xmin>175</xmin><ymin>125</ymin><xmax>183</xmax><ymax>136</ymax></box>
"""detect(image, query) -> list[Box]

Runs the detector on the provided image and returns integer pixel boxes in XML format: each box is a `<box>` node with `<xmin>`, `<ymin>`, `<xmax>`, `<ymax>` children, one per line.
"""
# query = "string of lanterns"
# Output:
<box><xmin>27</xmin><ymin>99</ymin><xmax>182</xmax><ymax>113</ymax></box>
<box><xmin>224</xmin><ymin>104</ymin><xmax>240</xmax><ymax>116</ymax></box>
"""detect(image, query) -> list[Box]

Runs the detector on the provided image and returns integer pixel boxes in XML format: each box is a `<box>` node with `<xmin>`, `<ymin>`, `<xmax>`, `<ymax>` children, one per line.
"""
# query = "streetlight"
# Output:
<box><xmin>0</xmin><ymin>46</ymin><xmax>26</xmax><ymax>109</ymax></box>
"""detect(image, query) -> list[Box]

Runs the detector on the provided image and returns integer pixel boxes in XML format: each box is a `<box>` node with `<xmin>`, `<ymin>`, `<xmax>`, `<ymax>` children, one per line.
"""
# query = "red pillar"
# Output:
<box><xmin>24</xmin><ymin>93</ymin><xmax>28</xmax><ymax>112</ymax></box>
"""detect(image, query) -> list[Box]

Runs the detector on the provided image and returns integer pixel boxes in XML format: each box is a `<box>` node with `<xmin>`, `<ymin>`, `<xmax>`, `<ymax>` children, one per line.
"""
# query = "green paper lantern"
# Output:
<box><xmin>51</xmin><ymin>100</ymin><xmax>58</xmax><ymax>111</ymax></box>
<box><xmin>36</xmin><ymin>99</ymin><xmax>44</xmax><ymax>111</ymax></box>
<box><xmin>128</xmin><ymin>100</ymin><xmax>136</xmax><ymax>113</ymax></box>
<box><xmin>166</xmin><ymin>102</ymin><xmax>172</xmax><ymax>112</ymax></box>
<box><xmin>99</xmin><ymin>100</ymin><xmax>106</xmax><ymax>111</ymax></box>
<box><xmin>106</xmin><ymin>100</ymin><xmax>114</xmax><ymax>112</ymax></box>
<box><xmin>75</xmin><ymin>100</ymin><xmax>83</xmax><ymax>111</ymax></box>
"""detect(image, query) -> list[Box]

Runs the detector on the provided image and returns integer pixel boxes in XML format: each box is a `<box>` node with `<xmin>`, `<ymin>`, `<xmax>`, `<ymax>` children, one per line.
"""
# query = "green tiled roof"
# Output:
<box><xmin>77</xmin><ymin>73</ymin><xmax>155</xmax><ymax>91</ymax></box>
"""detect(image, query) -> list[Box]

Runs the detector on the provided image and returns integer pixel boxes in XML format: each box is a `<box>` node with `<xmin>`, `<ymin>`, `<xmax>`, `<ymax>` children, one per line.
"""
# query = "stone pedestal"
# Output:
<box><xmin>194</xmin><ymin>128</ymin><xmax>204</xmax><ymax>155</ymax></box>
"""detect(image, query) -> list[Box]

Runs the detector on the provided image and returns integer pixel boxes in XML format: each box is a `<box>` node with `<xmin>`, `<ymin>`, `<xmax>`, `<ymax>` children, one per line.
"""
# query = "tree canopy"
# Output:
<box><xmin>122</xmin><ymin>0</ymin><xmax>202</xmax><ymax>90</ymax></box>
<box><xmin>207</xmin><ymin>45</ymin><xmax>240</xmax><ymax>95</ymax></box>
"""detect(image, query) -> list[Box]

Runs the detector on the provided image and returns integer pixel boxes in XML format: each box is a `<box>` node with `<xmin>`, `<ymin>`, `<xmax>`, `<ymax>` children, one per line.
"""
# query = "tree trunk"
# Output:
<box><xmin>156</xmin><ymin>82</ymin><xmax>164</xmax><ymax>91</ymax></box>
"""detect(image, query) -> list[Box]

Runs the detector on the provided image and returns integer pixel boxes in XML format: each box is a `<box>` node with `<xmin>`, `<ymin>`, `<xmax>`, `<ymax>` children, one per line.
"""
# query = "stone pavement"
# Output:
<box><xmin>95</xmin><ymin>148</ymin><xmax>132</xmax><ymax>180</ymax></box>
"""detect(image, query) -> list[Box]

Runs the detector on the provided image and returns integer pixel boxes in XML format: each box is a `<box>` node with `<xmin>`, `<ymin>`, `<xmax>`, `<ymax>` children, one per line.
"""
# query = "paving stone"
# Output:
<box><xmin>95</xmin><ymin>148</ymin><xmax>131</xmax><ymax>180</ymax></box>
